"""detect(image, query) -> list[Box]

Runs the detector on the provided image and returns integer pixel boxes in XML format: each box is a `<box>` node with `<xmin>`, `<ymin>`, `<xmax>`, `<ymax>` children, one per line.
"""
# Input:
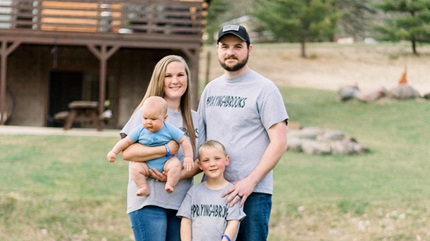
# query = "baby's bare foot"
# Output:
<box><xmin>136</xmin><ymin>186</ymin><xmax>150</xmax><ymax>196</ymax></box>
<box><xmin>165</xmin><ymin>184</ymin><xmax>174</xmax><ymax>193</ymax></box>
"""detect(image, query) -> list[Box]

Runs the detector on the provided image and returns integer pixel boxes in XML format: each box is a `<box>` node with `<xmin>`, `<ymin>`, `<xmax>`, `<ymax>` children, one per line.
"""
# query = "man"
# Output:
<box><xmin>198</xmin><ymin>25</ymin><xmax>289</xmax><ymax>240</ymax></box>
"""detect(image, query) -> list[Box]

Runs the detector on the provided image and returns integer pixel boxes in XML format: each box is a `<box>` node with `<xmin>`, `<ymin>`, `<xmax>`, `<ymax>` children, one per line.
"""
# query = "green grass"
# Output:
<box><xmin>0</xmin><ymin>135</ymin><xmax>130</xmax><ymax>241</ymax></box>
<box><xmin>1</xmin><ymin>86</ymin><xmax>429</xmax><ymax>240</ymax></box>
<box><xmin>271</xmin><ymin>87</ymin><xmax>430</xmax><ymax>240</ymax></box>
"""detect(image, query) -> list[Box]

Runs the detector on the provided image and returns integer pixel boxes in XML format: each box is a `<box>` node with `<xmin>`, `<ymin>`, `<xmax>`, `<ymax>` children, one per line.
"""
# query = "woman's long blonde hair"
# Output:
<box><xmin>133</xmin><ymin>55</ymin><xmax>196</xmax><ymax>152</ymax></box>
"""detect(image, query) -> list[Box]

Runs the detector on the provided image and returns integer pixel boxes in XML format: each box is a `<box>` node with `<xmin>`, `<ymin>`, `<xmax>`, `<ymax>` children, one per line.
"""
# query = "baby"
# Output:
<box><xmin>107</xmin><ymin>96</ymin><xmax>194</xmax><ymax>195</ymax></box>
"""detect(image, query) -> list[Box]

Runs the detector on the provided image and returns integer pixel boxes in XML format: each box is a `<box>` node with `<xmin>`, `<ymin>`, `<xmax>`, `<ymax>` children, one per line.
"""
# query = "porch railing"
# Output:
<box><xmin>0</xmin><ymin>0</ymin><xmax>207</xmax><ymax>36</ymax></box>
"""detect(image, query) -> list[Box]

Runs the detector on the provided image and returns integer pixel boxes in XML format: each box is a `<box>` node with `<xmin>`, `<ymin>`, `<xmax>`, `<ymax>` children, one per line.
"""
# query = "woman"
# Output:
<box><xmin>120</xmin><ymin>55</ymin><xmax>204</xmax><ymax>241</ymax></box>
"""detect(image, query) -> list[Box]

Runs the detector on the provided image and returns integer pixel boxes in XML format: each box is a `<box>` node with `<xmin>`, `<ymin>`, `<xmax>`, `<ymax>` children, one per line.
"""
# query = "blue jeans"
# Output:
<box><xmin>129</xmin><ymin>205</ymin><xmax>181</xmax><ymax>241</ymax></box>
<box><xmin>237</xmin><ymin>193</ymin><xmax>272</xmax><ymax>241</ymax></box>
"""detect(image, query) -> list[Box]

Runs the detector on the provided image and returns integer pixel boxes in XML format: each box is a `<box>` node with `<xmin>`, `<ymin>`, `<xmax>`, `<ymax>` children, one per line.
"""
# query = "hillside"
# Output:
<box><xmin>199</xmin><ymin>42</ymin><xmax>430</xmax><ymax>96</ymax></box>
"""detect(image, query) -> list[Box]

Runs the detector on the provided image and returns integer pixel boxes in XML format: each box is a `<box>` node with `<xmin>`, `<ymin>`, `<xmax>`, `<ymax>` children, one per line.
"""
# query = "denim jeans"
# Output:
<box><xmin>129</xmin><ymin>205</ymin><xmax>181</xmax><ymax>241</ymax></box>
<box><xmin>237</xmin><ymin>193</ymin><xmax>272</xmax><ymax>241</ymax></box>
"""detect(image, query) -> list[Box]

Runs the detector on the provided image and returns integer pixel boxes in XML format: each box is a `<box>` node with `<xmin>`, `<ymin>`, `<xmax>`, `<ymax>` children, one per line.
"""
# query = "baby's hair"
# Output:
<box><xmin>141</xmin><ymin>96</ymin><xmax>168</xmax><ymax>114</ymax></box>
<box><xmin>198</xmin><ymin>140</ymin><xmax>226</xmax><ymax>157</ymax></box>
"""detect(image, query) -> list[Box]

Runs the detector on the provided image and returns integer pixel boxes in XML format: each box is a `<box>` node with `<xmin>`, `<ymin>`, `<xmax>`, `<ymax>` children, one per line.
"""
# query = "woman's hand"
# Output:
<box><xmin>167</xmin><ymin>140</ymin><xmax>180</xmax><ymax>155</ymax></box>
<box><xmin>148</xmin><ymin>168</ymin><xmax>168</xmax><ymax>182</ymax></box>
<box><xmin>122</xmin><ymin>140</ymin><xmax>178</xmax><ymax>162</ymax></box>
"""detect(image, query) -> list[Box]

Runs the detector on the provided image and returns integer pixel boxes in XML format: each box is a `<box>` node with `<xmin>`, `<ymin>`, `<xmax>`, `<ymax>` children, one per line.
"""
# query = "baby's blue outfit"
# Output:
<box><xmin>127</xmin><ymin>122</ymin><xmax>185</xmax><ymax>172</ymax></box>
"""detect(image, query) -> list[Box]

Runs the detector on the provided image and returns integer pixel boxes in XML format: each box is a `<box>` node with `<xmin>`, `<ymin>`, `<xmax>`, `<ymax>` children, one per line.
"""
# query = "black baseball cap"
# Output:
<box><xmin>217</xmin><ymin>25</ymin><xmax>250</xmax><ymax>45</ymax></box>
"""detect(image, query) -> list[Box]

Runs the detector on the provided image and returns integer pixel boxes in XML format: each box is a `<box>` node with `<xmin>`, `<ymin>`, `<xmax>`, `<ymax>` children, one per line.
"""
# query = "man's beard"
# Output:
<box><xmin>220</xmin><ymin>54</ymin><xmax>249</xmax><ymax>72</ymax></box>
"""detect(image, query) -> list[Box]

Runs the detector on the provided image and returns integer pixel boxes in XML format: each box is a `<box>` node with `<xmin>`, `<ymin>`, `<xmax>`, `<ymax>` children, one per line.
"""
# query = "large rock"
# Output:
<box><xmin>388</xmin><ymin>85</ymin><xmax>421</xmax><ymax>100</ymax></box>
<box><xmin>330</xmin><ymin>139</ymin><xmax>369</xmax><ymax>155</ymax></box>
<box><xmin>286</xmin><ymin>137</ymin><xmax>302</xmax><ymax>152</ymax></box>
<box><xmin>355</xmin><ymin>86</ymin><xmax>387</xmax><ymax>102</ymax></box>
<box><xmin>317</xmin><ymin>129</ymin><xmax>345</xmax><ymax>141</ymax></box>
<box><xmin>287</xmin><ymin>127</ymin><xmax>322</xmax><ymax>140</ymax></box>
<box><xmin>301</xmin><ymin>139</ymin><xmax>332</xmax><ymax>155</ymax></box>
<box><xmin>338</xmin><ymin>85</ymin><xmax>360</xmax><ymax>101</ymax></box>
<box><xmin>286</xmin><ymin>127</ymin><xmax>369</xmax><ymax>155</ymax></box>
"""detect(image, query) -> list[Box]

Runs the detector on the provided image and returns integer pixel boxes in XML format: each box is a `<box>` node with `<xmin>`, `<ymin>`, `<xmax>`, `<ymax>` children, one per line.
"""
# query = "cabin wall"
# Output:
<box><xmin>6</xmin><ymin>44</ymin><xmax>179</xmax><ymax>128</ymax></box>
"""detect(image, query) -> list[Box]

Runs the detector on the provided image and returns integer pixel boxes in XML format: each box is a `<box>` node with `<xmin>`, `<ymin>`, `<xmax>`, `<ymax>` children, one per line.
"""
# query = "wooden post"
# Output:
<box><xmin>205</xmin><ymin>50</ymin><xmax>211</xmax><ymax>86</ymax></box>
<box><xmin>0</xmin><ymin>40</ymin><xmax>21</xmax><ymax>125</ymax></box>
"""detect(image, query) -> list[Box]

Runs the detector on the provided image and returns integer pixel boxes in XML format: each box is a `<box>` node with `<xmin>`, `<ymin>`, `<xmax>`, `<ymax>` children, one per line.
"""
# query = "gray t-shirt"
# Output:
<box><xmin>121</xmin><ymin>108</ymin><xmax>205</xmax><ymax>213</ymax></box>
<box><xmin>198</xmin><ymin>70</ymin><xmax>288</xmax><ymax>194</ymax></box>
<box><xmin>177</xmin><ymin>182</ymin><xmax>246</xmax><ymax>241</ymax></box>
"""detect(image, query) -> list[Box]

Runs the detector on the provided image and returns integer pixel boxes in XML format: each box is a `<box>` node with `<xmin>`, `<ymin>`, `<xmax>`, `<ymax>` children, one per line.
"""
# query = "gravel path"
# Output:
<box><xmin>0</xmin><ymin>125</ymin><xmax>119</xmax><ymax>137</ymax></box>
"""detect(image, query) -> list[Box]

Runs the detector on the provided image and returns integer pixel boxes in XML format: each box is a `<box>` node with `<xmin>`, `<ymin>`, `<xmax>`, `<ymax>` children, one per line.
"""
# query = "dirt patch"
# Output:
<box><xmin>200</xmin><ymin>42</ymin><xmax>430</xmax><ymax>95</ymax></box>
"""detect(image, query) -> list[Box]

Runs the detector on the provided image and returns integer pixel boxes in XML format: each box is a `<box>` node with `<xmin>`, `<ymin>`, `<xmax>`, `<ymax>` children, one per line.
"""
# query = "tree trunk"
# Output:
<box><xmin>411</xmin><ymin>37</ymin><xmax>418</xmax><ymax>56</ymax></box>
<box><xmin>300</xmin><ymin>38</ymin><xmax>307</xmax><ymax>58</ymax></box>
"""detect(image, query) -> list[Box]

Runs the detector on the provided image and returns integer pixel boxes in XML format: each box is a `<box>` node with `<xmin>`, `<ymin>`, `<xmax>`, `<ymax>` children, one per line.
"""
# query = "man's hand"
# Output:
<box><xmin>222</xmin><ymin>176</ymin><xmax>257</xmax><ymax>207</ymax></box>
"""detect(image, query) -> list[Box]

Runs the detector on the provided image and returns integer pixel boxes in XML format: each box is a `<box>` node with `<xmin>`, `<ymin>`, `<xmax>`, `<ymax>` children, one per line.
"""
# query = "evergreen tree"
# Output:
<box><xmin>374</xmin><ymin>0</ymin><xmax>430</xmax><ymax>55</ymax></box>
<box><xmin>253</xmin><ymin>0</ymin><xmax>339</xmax><ymax>58</ymax></box>
<box><xmin>334</xmin><ymin>0</ymin><xmax>376</xmax><ymax>40</ymax></box>
<box><xmin>204</xmin><ymin>0</ymin><xmax>233</xmax><ymax>44</ymax></box>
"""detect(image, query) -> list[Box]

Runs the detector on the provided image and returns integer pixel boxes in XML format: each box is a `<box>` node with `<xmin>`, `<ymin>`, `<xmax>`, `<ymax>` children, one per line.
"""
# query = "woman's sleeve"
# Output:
<box><xmin>120</xmin><ymin>108</ymin><xmax>142</xmax><ymax>138</ymax></box>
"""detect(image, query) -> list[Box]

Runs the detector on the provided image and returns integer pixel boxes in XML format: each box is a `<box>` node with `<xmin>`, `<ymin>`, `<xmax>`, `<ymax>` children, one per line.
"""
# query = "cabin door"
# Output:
<box><xmin>48</xmin><ymin>71</ymin><xmax>83</xmax><ymax>126</ymax></box>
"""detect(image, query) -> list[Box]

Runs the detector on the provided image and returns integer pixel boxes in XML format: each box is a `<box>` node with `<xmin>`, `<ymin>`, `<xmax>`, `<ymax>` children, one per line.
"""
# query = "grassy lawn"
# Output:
<box><xmin>1</xmin><ymin>86</ymin><xmax>429</xmax><ymax>240</ymax></box>
<box><xmin>270</xmin><ymin>87</ymin><xmax>430</xmax><ymax>241</ymax></box>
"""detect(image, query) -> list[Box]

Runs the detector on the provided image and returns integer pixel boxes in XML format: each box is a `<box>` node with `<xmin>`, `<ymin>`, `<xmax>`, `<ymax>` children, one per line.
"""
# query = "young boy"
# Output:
<box><xmin>177</xmin><ymin>140</ymin><xmax>246</xmax><ymax>241</ymax></box>
<box><xmin>107</xmin><ymin>96</ymin><xmax>194</xmax><ymax>196</ymax></box>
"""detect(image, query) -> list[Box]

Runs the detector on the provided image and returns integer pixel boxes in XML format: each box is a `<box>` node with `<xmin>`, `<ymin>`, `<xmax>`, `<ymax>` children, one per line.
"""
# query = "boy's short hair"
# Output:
<box><xmin>198</xmin><ymin>140</ymin><xmax>226</xmax><ymax>157</ymax></box>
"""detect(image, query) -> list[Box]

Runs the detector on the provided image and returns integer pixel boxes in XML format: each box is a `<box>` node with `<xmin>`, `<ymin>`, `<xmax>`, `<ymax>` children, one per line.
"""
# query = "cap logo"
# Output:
<box><xmin>222</xmin><ymin>25</ymin><xmax>240</xmax><ymax>32</ymax></box>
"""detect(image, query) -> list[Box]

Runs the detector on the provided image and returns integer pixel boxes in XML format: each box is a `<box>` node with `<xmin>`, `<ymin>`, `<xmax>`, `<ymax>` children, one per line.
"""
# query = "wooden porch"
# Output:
<box><xmin>0</xmin><ymin>0</ymin><xmax>208</xmax><ymax>125</ymax></box>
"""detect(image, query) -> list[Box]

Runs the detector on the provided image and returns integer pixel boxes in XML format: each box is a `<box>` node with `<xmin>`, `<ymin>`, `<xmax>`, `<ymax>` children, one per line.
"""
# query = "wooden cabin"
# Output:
<box><xmin>0</xmin><ymin>0</ymin><xmax>208</xmax><ymax>129</ymax></box>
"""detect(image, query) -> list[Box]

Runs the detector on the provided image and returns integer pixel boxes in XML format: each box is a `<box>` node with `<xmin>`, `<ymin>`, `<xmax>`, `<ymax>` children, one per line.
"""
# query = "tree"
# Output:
<box><xmin>253</xmin><ymin>0</ymin><xmax>339</xmax><ymax>58</ymax></box>
<box><xmin>334</xmin><ymin>0</ymin><xmax>376</xmax><ymax>40</ymax></box>
<box><xmin>374</xmin><ymin>0</ymin><xmax>430</xmax><ymax>55</ymax></box>
<box><xmin>204</xmin><ymin>0</ymin><xmax>234</xmax><ymax>44</ymax></box>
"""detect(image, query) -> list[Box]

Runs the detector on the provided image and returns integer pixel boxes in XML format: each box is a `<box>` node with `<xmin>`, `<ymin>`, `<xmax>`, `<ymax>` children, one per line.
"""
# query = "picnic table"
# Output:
<box><xmin>63</xmin><ymin>101</ymin><xmax>103</xmax><ymax>130</ymax></box>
